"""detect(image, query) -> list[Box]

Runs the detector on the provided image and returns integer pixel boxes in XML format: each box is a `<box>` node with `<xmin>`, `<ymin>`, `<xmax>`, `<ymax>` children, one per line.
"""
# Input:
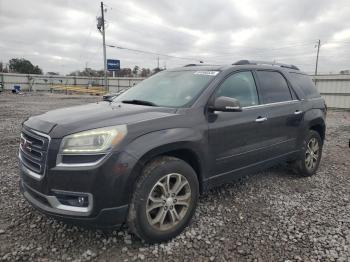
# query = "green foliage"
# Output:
<box><xmin>132</xmin><ymin>65</ymin><xmax>139</xmax><ymax>76</ymax></box>
<box><xmin>116</xmin><ymin>68</ymin><xmax>132</xmax><ymax>77</ymax></box>
<box><xmin>67</xmin><ymin>68</ymin><xmax>106</xmax><ymax>77</ymax></box>
<box><xmin>140</xmin><ymin>68</ymin><xmax>151</xmax><ymax>77</ymax></box>
<box><xmin>9</xmin><ymin>58</ymin><xmax>43</xmax><ymax>74</ymax></box>
<box><xmin>68</xmin><ymin>66</ymin><xmax>152</xmax><ymax>77</ymax></box>
<box><xmin>152</xmin><ymin>67</ymin><xmax>164</xmax><ymax>74</ymax></box>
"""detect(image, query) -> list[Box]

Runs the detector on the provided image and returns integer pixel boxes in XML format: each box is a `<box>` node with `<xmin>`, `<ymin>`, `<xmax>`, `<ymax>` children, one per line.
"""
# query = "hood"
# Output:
<box><xmin>24</xmin><ymin>101</ymin><xmax>178</xmax><ymax>138</ymax></box>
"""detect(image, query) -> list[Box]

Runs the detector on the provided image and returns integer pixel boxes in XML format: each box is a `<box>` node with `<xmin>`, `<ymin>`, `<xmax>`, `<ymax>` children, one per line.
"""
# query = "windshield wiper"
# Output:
<box><xmin>121</xmin><ymin>99</ymin><xmax>157</xmax><ymax>107</ymax></box>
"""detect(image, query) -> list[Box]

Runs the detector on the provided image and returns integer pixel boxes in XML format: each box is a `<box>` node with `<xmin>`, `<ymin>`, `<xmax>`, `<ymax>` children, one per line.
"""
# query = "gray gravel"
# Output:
<box><xmin>0</xmin><ymin>92</ymin><xmax>349</xmax><ymax>261</ymax></box>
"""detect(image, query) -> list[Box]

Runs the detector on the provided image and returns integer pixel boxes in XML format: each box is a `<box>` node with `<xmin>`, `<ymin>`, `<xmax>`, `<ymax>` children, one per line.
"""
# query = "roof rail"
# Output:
<box><xmin>183</xmin><ymin>63</ymin><xmax>219</xmax><ymax>67</ymax></box>
<box><xmin>233</xmin><ymin>60</ymin><xmax>299</xmax><ymax>70</ymax></box>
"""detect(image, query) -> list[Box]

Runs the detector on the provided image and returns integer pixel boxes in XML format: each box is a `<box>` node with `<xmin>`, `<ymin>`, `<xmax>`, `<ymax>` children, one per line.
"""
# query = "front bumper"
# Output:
<box><xmin>20</xmin><ymin>180</ymin><xmax>128</xmax><ymax>227</ymax></box>
<box><xmin>19</xmin><ymin>147</ymin><xmax>140</xmax><ymax>227</ymax></box>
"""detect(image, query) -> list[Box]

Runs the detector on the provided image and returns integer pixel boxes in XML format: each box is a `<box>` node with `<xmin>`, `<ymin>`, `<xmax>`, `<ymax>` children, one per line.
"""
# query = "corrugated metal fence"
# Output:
<box><xmin>0</xmin><ymin>73</ymin><xmax>349</xmax><ymax>108</ymax></box>
<box><xmin>0</xmin><ymin>73</ymin><xmax>144</xmax><ymax>93</ymax></box>
<box><xmin>312</xmin><ymin>75</ymin><xmax>350</xmax><ymax>109</ymax></box>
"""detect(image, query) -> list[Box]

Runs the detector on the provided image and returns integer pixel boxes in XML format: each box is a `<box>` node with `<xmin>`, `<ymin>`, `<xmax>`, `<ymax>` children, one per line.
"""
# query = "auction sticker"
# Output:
<box><xmin>194</xmin><ymin>71</ymin><xmax>219</xmax><ymax>76</ymax></box>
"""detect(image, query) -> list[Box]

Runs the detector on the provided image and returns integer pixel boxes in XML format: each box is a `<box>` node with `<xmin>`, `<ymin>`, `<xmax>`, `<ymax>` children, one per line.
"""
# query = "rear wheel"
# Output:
<box><xmin>293</xmin><ymin>130</ymin><xmax>323</xmax><ymax>177</ymax></box>
<box><xmin>127</xmin><ymin>156</ymin><xmax>199</xmax><ymax>243</ymax></box>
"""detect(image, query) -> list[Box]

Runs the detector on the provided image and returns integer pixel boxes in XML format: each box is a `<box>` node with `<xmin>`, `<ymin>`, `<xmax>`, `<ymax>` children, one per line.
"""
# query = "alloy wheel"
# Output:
<box><xmin>146</xmin><ymin>173</ymin><xmax>191</xmax><ymax>231</ymax></box>
<box><xmin>305</xmin><ymin>137</ymin><xmax>320</xmax><ymax>170</ymax></box>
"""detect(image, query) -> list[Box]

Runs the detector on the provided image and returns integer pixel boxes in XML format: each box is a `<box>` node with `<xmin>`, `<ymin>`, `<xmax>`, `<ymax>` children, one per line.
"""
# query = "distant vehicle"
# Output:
<box><xmin>19</xmin><ymin>60</ymin><xmax>326</xmax><ymax>243</ymax></box>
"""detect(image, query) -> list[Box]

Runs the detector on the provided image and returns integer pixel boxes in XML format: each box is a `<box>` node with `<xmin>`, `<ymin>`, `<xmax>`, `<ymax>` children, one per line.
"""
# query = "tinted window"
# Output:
<box><xmin>256</xmin><ymin>71</ymin><xmax>292</xmax><ymax>103</ymax></box>
<box><xmin>116</xmin><ymin>70</ymin><xmax>218</xmax><ymax>107</ymax></box>
<box><xmin>290</xmin><ymin>73</ymin><xmax>320</xmax><ymax>99</ymax></box>
<box><xmin>215</xmin><ymin>71</ymin><xmax>258</xmax><ymax>107</ymax></box>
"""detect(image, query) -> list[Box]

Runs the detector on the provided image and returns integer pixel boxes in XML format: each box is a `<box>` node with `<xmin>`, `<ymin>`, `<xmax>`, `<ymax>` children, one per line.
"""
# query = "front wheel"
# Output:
<box><xmin>127</xmin><ymin>156</ymin><xmax>199</xmax><ymax>243</ymax></box>
<box><xmin>293</xmin><ymin>130</ymin><xmax>323</xmax><ymax>177</ymax></box>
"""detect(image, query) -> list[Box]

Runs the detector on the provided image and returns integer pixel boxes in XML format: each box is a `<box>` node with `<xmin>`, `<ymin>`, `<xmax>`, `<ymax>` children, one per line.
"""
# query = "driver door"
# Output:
<box><xmin>208</xmin><ymin>71</ymin><xmax>270</xmax><ymax>179</ymax></box>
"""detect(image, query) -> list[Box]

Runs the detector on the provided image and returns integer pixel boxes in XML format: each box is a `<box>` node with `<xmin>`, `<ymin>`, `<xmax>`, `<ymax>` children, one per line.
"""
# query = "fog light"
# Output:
<box><xmin>54</xmin><ymin>192</ymin><xmax>89</xmax><ymax>208</ymax></box>
<box><xmin>78</xmin><ymin>196</ymin><xmax>86</xmax><ymax>206</ymax></box>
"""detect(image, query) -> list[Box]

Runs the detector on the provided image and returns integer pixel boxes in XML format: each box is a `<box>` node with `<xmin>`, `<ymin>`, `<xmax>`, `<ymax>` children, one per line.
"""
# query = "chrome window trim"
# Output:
<box><xmin>242</xmin><ymin>100</ymin><xmax>300</xmax><ymax>110</ymax></box>
<box><xmin>306</xmin><ymin>97</ymin><xmax>323</xmax><ymax>101</ymax></box>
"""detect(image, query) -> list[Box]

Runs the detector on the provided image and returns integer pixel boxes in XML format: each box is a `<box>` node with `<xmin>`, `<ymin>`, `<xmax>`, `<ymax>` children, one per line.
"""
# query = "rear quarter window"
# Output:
<box><xmin>289</xmin><ymin>73</ymin><xmax>320</xmax><ymax>99</ymax></box>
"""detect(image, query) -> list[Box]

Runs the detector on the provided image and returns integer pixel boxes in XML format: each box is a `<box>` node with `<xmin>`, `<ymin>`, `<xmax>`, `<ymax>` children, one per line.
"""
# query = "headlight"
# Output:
<box><xmin>60</xmin><ymin>125</ymin><xmax>127</xmax><ymax>154</ymax></box>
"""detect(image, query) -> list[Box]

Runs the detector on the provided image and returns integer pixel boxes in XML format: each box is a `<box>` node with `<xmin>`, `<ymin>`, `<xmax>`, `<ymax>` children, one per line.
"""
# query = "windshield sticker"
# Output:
<box><xmin>194</xmin><ymin>71</ymin><xmax>219</xmax><ymax>76</ymax></box>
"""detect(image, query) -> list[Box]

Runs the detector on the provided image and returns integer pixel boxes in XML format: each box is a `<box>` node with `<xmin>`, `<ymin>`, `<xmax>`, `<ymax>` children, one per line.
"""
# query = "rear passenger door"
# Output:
<box><xmin>255</xmin><ymin>70</ymin><xmax>303</xmax><ymax>158</ymax></box>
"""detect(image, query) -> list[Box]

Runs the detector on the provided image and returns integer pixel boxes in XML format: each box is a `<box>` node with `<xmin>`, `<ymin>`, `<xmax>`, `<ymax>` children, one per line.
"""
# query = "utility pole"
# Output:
<box><xmin>315</xmin><ymin>39</ymin><xmax>321</xmax><ymax>76</ymax></box>
<box><xmin>157</xmin><ymin>57</ymin><xmax>159</xmax><ymax>69</ymax></box>
<box><xmin>100</xmin><ymin>2</ymin><xmax>108</xmax><ymax>91</ymax></box>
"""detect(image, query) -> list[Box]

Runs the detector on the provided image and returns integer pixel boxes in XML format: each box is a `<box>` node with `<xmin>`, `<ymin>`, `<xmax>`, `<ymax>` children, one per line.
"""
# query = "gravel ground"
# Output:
<box><xmin>0</xmin><ymin>92</ymin><xmax>349</xmax><ymax>262</ymax></box>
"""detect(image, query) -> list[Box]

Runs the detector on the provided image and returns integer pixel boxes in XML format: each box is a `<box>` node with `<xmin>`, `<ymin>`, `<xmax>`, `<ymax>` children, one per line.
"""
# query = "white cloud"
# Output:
<box><xmin>230</xmin><ymin>28</ymin><xmax>258</xmax><ymax>47</ymax></box>
<box><xmin>333</xmin><ymin>29</ymin><xmax>350</xmax><ymax>41</ymax></box>
<box><xmin>0</xmin><ymin>0</ymin><xmax>349</xmax><ymax>74</ymax></box>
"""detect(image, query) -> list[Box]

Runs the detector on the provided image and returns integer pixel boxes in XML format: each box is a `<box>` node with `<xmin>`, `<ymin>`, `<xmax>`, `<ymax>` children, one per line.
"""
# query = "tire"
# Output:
<box><xmin>293</xmin><ymin>130</ymin><xmax>323</xmax><ymax>177</ymax></box>
<box><xmin>127</xmin><ymin>156</ymin><xmax>199</xmax><ymax>243</ymax></box>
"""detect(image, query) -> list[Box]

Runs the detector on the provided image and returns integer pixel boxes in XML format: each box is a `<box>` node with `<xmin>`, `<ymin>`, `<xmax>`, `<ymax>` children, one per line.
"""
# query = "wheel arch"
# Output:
<box><xmin>304</xmin><ymin>107</ymin><xmax>326</xmax><ymax>143</ymax></box>
<box><xmin>135</xmin><ymin>143</ymin><xmax>205</xmax><ymax>193</ymax></box>
<box><xmin>308</xmin><ymin>119</ymin><xmax>326</xmax><ymax>142</ymax></box>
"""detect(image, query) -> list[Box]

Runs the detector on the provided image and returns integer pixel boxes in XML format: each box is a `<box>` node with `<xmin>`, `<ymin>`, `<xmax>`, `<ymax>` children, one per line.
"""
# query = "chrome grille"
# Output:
<box><xmin>19</xmin><ymin>129</ymin><xmax>50</xmax><ymax>178</ymax></box>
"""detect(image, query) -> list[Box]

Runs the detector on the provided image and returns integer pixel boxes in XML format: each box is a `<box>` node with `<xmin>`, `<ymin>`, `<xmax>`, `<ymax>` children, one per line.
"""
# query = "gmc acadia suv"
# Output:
<box><xmin>19</xmin><ymin>60</ymin><xmax>326</xmax><ymax>243</ymax></box>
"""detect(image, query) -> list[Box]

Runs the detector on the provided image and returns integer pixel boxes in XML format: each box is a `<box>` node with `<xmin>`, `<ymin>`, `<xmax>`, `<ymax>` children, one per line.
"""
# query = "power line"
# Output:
<box><xmin>105</xmin><ymin>4</ymin><xmax>324</xmax><ymax>57</ymax></box>
<box><xmin>106</xmin><ymin>44</ymin><xmax>204</xmax><ymax>63</ymax></box>
<box><xmin>203</xmin><ymin>42</ymin><xmax>317</xmax><ymax>59</ymax></box>
<box><xmin>78</xmin><ymin>15</ymin><xmax>99</xmax><ymax>63</ymax></box>
<box><xmin>105</xmin><ymin>40</ymin><xmax>319</xmax><ymax>66</ymax></box>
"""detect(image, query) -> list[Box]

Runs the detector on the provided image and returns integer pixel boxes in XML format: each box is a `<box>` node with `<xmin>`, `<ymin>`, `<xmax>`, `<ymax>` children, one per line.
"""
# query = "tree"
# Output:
<box><xmin>152</xmin><ymin>67</ymin><xmax>164</xmax><ymax>75</ymax></box>
<box><xmin>140</xmin><ymin>68</ymin><xmax>151</xmax><ymax>77</ymax></box>
<box><xmin>132</xmin><ymin>66</ymin><xmax>139</xmax><ymax>76</ymax></box>
<box><xmin>46</xmin><ymin>72</ymin><xmax>59</xmax><ymax>75</ymax></box>
<box><xmin>9</xmin><ymin>58</ymin><xmax>43</xmax><ymax>74</ymax></box>
<box><xmin>67</xmin><ymin>67</ymin><xmax>149</xmax><ymax>78</ymax></box>
<box><xmin>0</xmin><ymin>62</ymin><xmax>8</xmax><ymax>73</ymax></box>
<box><xmin>67</xmin><ymin>68</ymin><xmax>105</xmax><ymax>77</ymax></box>
<box><xmin>116</xmin><ymin>68</ymin><xmax>132</xmax><ymax>77</ymax></box>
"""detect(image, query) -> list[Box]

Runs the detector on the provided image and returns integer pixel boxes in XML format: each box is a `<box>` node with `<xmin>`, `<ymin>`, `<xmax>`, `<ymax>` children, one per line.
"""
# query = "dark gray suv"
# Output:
<box><xmin>19</xmin><ymin>60</ymin><xmax>326</xmax><ymax>243</ymax></box>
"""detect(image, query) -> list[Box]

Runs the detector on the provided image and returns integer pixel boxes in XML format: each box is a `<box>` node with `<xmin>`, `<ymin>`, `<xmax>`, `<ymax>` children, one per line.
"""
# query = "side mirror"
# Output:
<box><xmin>102</xmin><ymin>93</ymin><xmax>117</xmax><ymax>102</ymax></box>
<box><xmin>209</xmin><ymin>96</ymin><xmax>242</xmax><ymax>112</ymax></box>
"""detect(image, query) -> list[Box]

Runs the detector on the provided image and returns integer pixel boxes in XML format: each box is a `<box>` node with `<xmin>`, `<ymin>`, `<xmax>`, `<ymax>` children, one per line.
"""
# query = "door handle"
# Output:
<box><xmin>294</xmin><ymin>110</ymin><xmax>303</xmax><ymax>115</ymax></box>
<box><xmin>255</xmin><ymin>116</ymin><xmax>267</xmax><ymax>123</ymax></box>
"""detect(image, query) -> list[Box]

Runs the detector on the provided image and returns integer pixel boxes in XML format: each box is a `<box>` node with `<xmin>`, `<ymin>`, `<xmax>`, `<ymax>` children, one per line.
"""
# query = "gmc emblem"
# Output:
<box><xmin>20</xmin><ymin>136</ymin><xmax>32</xmax><ymax>152</ymax></box>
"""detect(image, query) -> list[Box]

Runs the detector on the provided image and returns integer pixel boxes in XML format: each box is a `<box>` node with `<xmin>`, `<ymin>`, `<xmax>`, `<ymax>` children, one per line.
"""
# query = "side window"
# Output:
<box><xmin>256</xmin><ymin>71</ymin><xmax>292</xmax><ymax>104</ymax></box>
<box><xmin>215</xmin><ymin>71</ymin><xmax>258</xmax><ymax>107</ymax></box>
<box><xmin>289</xmin><ymin>73</ymin><xmax>320</xmax><ymax>99</ymax></box>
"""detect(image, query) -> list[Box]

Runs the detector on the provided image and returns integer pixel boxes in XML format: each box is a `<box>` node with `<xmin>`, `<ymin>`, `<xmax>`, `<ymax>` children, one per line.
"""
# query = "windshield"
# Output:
<box><xmin>114</xmin><ymin>70</ymin><xmax>219</xmax><ymax>107</ymax></box>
